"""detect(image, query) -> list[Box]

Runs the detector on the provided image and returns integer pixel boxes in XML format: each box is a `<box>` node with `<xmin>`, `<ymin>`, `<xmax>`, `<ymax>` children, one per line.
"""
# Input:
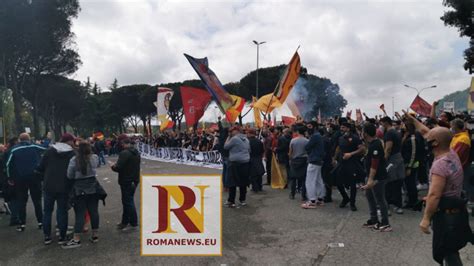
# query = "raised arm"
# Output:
<box><xmin>403</xmin><ymin>110</ymin><xmax>430</xmax><ymax>138</ymax></box>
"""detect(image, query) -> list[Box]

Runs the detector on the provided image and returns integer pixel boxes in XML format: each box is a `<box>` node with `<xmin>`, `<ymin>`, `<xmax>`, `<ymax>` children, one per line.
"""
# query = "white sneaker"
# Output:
<box><xmin>417</xmin><ymin>184</ymin><xmax>428</xmax><ymax>191</ymax></box>
<box><xmin>395</xmin><ymin>207</ymin><xmax>404</xmax><ymax>214</ymax></box>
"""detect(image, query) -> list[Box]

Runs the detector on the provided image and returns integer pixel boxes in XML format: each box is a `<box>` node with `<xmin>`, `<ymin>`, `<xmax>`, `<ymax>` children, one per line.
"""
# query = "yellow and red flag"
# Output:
<box><xmin>252</xmin><ymin>96</ymin><xmax>263</xmax><ymax>128</ymax></box>
<box><xmin>273</xmin><ymin>51</ymin><xmax>301</xmax><ymax>104</ymax></box>
<box><xmin>159</xmin><ymin>117</ymin><xmax>174</xmax><ymax>131</ymax></box>
<box><xmin>271</xmin><ymin>154</ymin><xmax>287</xmax><ymax>189</ymax></box>
<box><xmin>253</xmin><ymin>93</ymin><xmax>282</xmax><ymax>113</ymax></box>
<box><xmin>225</xmin><ymin>95</ymin><xmax>246</xmax><ymax>123</ymax></box>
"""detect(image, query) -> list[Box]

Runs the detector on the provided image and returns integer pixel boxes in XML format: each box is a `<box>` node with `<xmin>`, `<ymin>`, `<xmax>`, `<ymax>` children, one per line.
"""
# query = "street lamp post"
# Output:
<box><xmin>253</xmin><ymin>40</ymin><xmax>266</xmax><ymax>98</ymax></box>
<box><xmin>403</xmin><ymin>84</ymin><xmax>437</xmax><ymax>96</ymax></box>
<box><xmin>403</xmin><ymin>84</ymin><xmax>437</xmax><ymax>112</ymax></box>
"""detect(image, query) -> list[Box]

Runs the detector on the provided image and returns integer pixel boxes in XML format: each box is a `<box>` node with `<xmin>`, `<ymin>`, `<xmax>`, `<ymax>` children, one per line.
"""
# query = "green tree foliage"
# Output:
<box><xmin>31</xmin><ymin>75</ymin><xmax>86</xmax><ymax>139</ymax></box>
<box><xmin>441</xmin><ymin>0</ymin><xmax>474</xmax><ymax>73</ymax></box>
<box><xmin>109</xmin><ymin>78</ymin><xmax>119</xmax><ymax>90</ymax></box>
<box><xmin>110</xmin><ymin>84</ymin><xmax>153</xmax><ymax>133</ymax></box>
<box><xmin>0</xmin><ymin>0</ymin><xmax>81</xmax><ymax>136</ymax></box>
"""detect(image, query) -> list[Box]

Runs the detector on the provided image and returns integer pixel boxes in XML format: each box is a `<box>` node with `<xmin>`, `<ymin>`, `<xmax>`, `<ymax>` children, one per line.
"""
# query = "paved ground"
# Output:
<box><xmin>0</xmin><ymin>158</ymin><xmax>473</xmax><ymax>265</ymax></box>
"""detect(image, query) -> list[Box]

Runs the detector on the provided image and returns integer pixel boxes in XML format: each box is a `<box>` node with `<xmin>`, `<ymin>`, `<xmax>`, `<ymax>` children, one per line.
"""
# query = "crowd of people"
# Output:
<box><xmin>216</xmin><ymin>109</ymin><xmax>474</xmax><ymax>265</ymax></box>
<box><xmin>143</xmin><ymin>129</ymin><xmax>220</xmax><ymax>152</ymax></box>
<box><xmin>0</xmin><ymin>133</ymin><xmax>141</xmax><ymax>249</ymax></box>
<box><xmin>1</xmin><ymin>106</ymin><xmax>474</xmax><ymax>264</ymax></box>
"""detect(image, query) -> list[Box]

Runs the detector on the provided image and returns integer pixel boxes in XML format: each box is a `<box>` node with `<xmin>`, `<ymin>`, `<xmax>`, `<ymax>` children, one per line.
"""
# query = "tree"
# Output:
<box><xmin>109</xmin><ymin>78</ymin><xmax>119</xmax><ymax>90</ymax></box>
<box><xmin>237</xmin><ymin>66</ymin><xmax>308</xmax><ymax>100</ymax></box>
<box><xmin>92</xmin><ymin>83</ymin><xmax>100</xmax><ymax>95</ymax></box>
<box><xmin>441</xmin><ymin>0</ymin><xmax>474</xmax><ymax>73</ymax></box>
<box><xmin>0</xmin><ymin>0</ymin><xmax>81</xmax><ymax>136</ymax></box>
<box><xmin>85</xmin><ymin>77</ymin><xmax>92</xmax><ymax>92</ymax></box>
<box><xmin>29</xmin><ymin>75</ymin><xmax>86</xmax><ymax>139</ymax></box>
<box><xmin>111</xmin><ymin>84</ymin><xmax>152</xmax><ymax>133</ymax></box>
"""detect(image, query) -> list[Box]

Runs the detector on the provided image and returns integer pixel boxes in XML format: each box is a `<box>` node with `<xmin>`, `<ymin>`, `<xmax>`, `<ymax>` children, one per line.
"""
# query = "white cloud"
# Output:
<box><xmin>72</xmin><ymin>0</ymin><xmax>471</xmax><ymax>117</ymax></box>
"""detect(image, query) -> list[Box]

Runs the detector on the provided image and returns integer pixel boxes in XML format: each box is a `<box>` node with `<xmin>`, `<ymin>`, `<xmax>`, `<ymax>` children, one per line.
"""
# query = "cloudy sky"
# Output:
<box><xmin>72</xmin><ymin>0</ymin><xmax>471</xmax><ymax>118</ymax></box>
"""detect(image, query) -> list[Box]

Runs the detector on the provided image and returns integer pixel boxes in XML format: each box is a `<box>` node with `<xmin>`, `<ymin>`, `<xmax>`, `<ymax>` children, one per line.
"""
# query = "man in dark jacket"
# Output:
<box><xmin>334</xmin><ymin>122</ymin><xmax>365</xmax><ymax>211</ymax></box>
<box><xmin>94</xmin><ymin>139</ymin><xmax>106</xmax><ymax>166</ymax></box>
<box><xmin>6</xmin><ymin>133</ymin><xmax>46</xmax><ymax>232</ymax></box>
<box><xmin>112</xmin><ymin>135</ymin><xmax>140</xmax><ymax>230</ymax></box>
<box><xmin>37</xmin><ymin>133</ymin><xmax>76</xmax><ymax>244</ymax></box>
<box><xmin>247</xmin><ymin>129</ymin><xmax>265</xmax><ymax>192</ymax></box>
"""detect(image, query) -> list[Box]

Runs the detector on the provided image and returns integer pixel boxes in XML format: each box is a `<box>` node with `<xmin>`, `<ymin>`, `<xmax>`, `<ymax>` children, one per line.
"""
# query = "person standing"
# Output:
<box><xmin>6</xmin><ymin>133</ymin><xmax>45</xmax><ymax>232</ymax></box>
<box><xmin>112</xmin><ymin>135</ymin><xmax>140</xmax><ymax>230</ymax></box>
<box><xmin>302</xmin><ymin>121</ymin><xmax>326</xmax><ymax>208</ymax></box>
<box><xmin>247</xmin><ymin>129</ymin><xmax>265</xmax><ymax>193</ymax></box>
<box><xmin>288</xmin><ymin>125</ymin><xmax>308</xmax><ymax>201</ymax></box>
<box><xmin>263</xmin><ymin>129</ymin><xmax>274</xmax><ymax>185</ymax></box>
<box><xmin>36</xmin><ymin>133</ymin><xmax>76</xmax><ymax>245</ymax></box>
<box><xmin>64</xmin><ymin>141</ymin><xmax>106</xmax><ymax>249</ymax></box>
<box><xmin>449</xmin><ymin>118</ymin><xmax>471</xmax><ymax>169</ymax></box>
<box><xmin>380</xmin><ymin>116</ymin><xmax>405</xmax><ymax>215</ymax></box>
<box><xmin>401</xmin><ymin>123</ymin><xmax>422</xmax><ymax>209</ymax></box>
<box><xmin>94</xmin><ymin>138</ymin><xmax>106</xmax><ymax>166</ymax></box>
<box><xmin>333</xmin><ymin>122</ymin><xmax>364</xmax><ymax>211</ymax></box>
<box><xmin>322</xmin><ymin>123</ymin><xmax>337</xmax><ymax>203</ymax></box>
<box><xmin>406</xmin><ymin>112</ymin><xmax>473</xmax><ymax>265</ymax></box>
<box><xmin>224</xmin><ymin>127</ymin><xmax>250</xmax><ymax>208</ymax></box>
<box><xmin>361</xmin><ymin>123</ymin><xmax>392</xmax><ymax>232</ymax></box>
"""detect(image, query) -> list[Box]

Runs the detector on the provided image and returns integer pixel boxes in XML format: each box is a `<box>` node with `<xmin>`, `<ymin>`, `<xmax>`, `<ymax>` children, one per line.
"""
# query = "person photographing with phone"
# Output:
<box><xmin>112</xmin><ymin>135</ymin><xmax>141</xmax><ymax>231</ymax></box>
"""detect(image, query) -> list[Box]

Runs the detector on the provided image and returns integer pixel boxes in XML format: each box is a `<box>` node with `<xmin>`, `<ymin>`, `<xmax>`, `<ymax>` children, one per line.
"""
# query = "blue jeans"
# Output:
<box><xmin>98</xmin><ymin>151</ymin><xmax>106</xmax><ymax>166</ymax></box>
<box><xmin>43</xmin><ymin>192</ymin><xmax>68</xmax><ymax>238</ymax></box>
<box><xmin>120</xmin><ymin>183</ymin><xmax>138</xmax><ymax>226</ymax></box>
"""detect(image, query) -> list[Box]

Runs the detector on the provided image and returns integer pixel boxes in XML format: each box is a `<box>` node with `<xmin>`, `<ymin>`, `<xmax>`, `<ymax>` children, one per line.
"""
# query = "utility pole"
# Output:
<box><xmin>253</xmin><ymin>40</ymin><xmax>266</xmax><ymax>98</ymax></box>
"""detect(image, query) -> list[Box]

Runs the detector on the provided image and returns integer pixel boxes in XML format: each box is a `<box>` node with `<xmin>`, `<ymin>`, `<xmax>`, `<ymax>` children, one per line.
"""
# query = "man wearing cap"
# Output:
<box><xmin>112</xmin><ymin>135</ymin><xmax>141</xmax><ymax>230</ymax></box>
<box><xmin>37</xmin><ymin>133</ymin><xmax>76</xmax><ymax>244</ymax></box>
<box><xmin>6</xmin><ymin>133</ymin><xmax>46</xmax><ymax>232</ymax></box>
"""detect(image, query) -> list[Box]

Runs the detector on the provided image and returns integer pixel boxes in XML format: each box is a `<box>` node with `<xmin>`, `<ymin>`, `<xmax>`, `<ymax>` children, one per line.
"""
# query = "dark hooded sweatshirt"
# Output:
<box><xmin>37</xmin><ymin>142</ymin><xmax>75</xmax><ymax>193</ymax></box>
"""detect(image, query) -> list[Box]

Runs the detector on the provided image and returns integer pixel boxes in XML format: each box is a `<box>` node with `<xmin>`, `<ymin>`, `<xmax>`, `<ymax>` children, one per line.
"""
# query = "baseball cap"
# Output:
<box><xmin>60</xmin><ymin>133</ymin><xmax>75</xmax><ymax>143</ymax></box>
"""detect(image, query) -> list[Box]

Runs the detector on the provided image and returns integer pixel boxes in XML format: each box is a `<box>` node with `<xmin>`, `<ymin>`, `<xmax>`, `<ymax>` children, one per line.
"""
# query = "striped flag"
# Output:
<box><xmin>225</xmin><ymin>95</ymin><xmax>246</xmax><ymax>123</ymax></box>
<box><xmin>273</xmin><ymin>51</ymin><xmax>301</xmax><ymax>104</ymax></box>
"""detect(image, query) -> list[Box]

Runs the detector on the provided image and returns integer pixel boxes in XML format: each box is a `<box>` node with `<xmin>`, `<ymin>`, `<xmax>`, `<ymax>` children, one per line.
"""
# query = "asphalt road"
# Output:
<box><xmin>0</xmin><ymin>158</ymin><xmax>473</xmax><ymax>265</ymax></box>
